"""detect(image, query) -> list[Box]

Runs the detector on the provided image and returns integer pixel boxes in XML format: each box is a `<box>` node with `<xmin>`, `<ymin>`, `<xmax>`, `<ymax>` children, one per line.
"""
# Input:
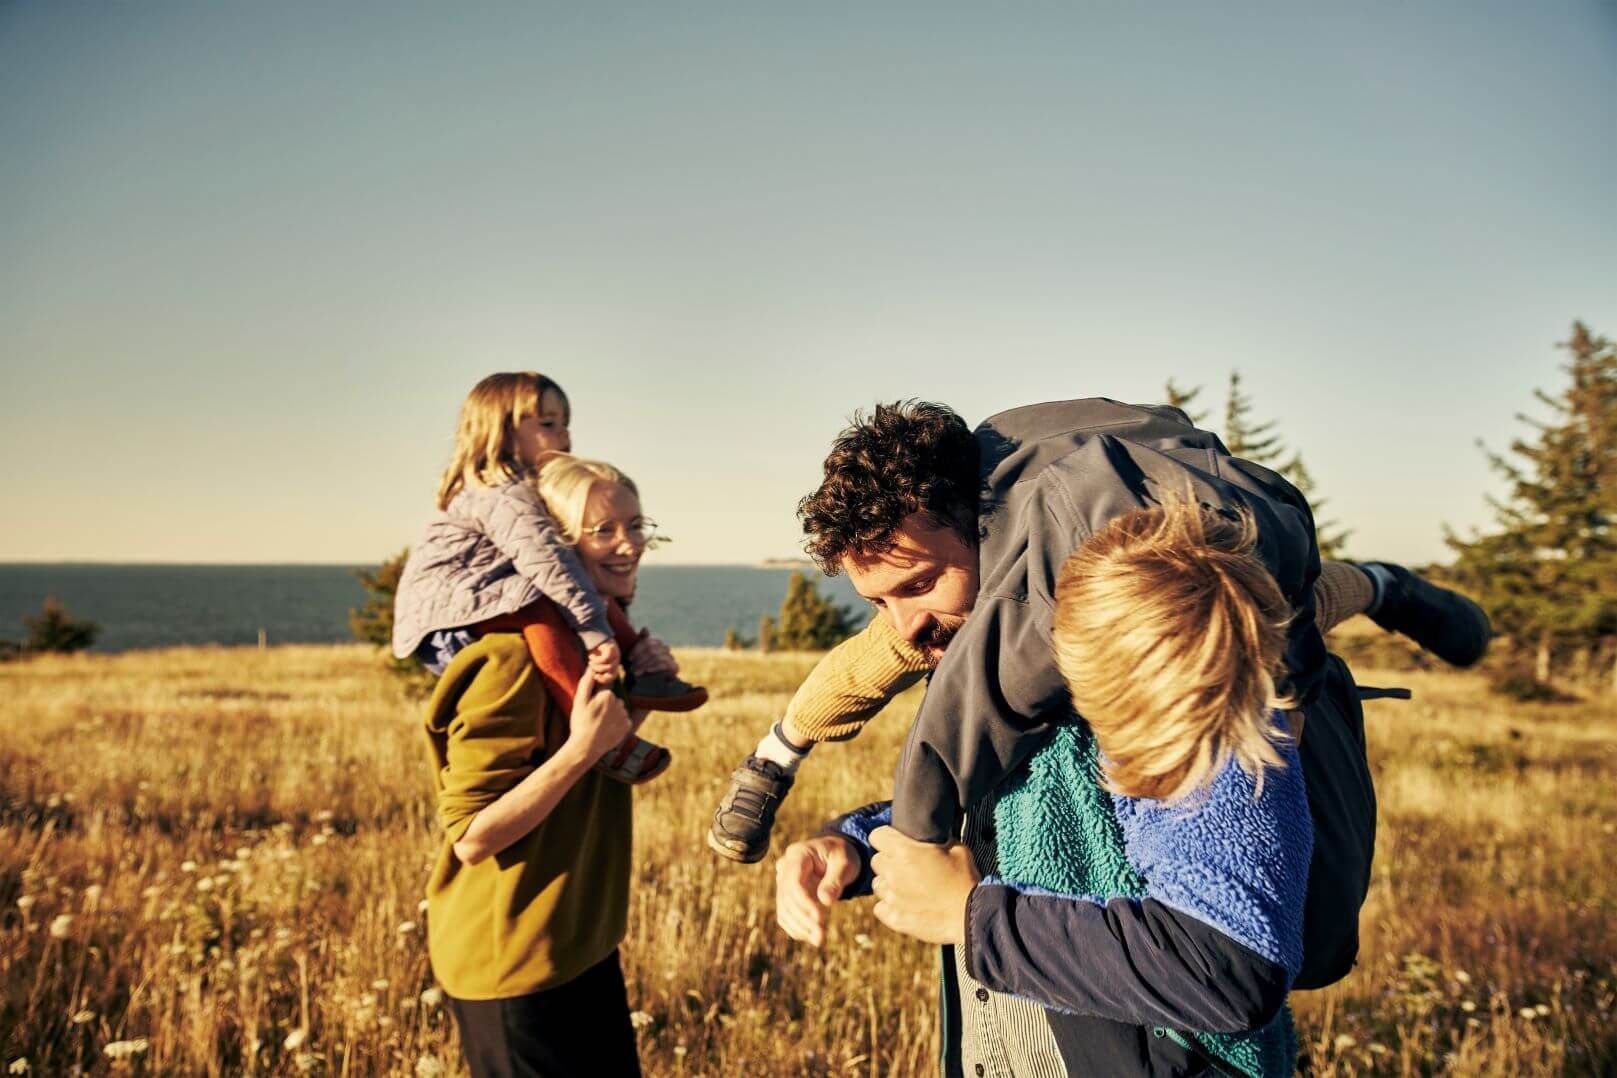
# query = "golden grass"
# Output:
<box><xmin>1</xmin><ymin>643</ymin><xmax>1614</xmax><ymax>1075</ymax></box>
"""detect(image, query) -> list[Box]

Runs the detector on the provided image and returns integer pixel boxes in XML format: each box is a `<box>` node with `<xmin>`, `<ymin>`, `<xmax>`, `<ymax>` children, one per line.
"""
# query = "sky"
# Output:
<box><xmin>2</xmin><ymin>2</ymin><xmax>1614</xmax><ymax>566</ymax></box>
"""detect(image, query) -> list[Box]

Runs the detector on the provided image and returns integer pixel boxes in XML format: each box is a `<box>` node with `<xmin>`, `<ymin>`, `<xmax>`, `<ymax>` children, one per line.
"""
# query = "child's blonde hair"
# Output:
<box><xmin>532</xmin><ymin>453</ymin><xmax>639</xmax><ymax>544</ymax></box>
<box><xmin>435</xmin><ymin>372</ymin><xmax>571</xmax><ymax>510</ymax></box>
<box><xmin>1052</xmin><ymin>497</ymin><xmax>1294</xmax><ymax>803</ymax></box>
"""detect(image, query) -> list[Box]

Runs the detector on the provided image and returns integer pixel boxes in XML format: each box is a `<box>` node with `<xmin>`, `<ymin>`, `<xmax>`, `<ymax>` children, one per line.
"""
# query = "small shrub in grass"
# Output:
<box><xmin>22</xmin><ymin>595</ymin><xmax>98</xmax><ymax>654</ymax></box>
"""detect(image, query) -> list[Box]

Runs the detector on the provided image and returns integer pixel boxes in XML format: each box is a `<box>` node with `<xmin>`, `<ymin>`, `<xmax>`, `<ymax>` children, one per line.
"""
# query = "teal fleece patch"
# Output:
<box><xmin>992</xmin><ymin>725</ymin><xmax>1297</xmax><ymax>1078</ymax></box>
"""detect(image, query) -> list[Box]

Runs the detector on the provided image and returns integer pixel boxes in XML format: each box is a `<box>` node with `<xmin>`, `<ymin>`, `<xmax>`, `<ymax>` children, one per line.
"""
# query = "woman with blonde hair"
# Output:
<box><xmin>424</xmin><ymin>453</ymin><xmax>668</xmax><ymax>1077</ymax></box>
<box><xmin>395</xmin><ymin>371</ymin><xmax>705</xmax><ymax>787</ymax></box>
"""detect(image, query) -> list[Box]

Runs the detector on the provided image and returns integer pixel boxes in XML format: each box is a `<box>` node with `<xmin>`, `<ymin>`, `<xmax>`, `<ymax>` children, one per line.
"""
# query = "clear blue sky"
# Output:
<box><xmin>3</xmin><ymin>2</ymin><xmax>1613</xmax><ymax>565</ymax></box>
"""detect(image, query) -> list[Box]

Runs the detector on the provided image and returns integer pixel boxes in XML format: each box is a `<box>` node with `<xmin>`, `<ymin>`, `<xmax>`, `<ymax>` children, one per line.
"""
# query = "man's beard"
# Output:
<box><xmin>915</xmin><ymin>615</ymin><xmax>965</xmax><ymax>667</ymax></box>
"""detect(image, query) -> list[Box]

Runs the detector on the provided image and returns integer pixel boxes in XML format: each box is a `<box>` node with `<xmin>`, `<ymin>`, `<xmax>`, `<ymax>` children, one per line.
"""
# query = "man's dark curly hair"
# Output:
<box><xmin>798</xmin><ymin>400</ymin><xmax>980</xmax><ymax>573</ymax></box>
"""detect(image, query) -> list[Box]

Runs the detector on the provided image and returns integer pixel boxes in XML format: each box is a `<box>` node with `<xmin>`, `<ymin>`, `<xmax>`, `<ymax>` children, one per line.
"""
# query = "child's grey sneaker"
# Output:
<box><xmin>708</xmin><ymin>756</ymin><xmax>794</xmax><ymax>864</ymax></box>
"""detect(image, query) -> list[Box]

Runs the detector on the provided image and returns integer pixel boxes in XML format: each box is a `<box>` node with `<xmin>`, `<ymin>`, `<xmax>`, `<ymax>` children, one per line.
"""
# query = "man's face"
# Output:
<box><xmin>842</xmin><ymin>513</ymin><xmax>979</xmax><ymax>666</ymax></box>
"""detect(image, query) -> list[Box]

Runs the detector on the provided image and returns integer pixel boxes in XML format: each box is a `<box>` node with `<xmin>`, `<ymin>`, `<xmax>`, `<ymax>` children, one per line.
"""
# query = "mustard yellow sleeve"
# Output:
<box><xmin>781</xmin><ymin>615</ymin><xmax>930</xmax><ymax>742</ymax></box>
<box><xmin>424</xmin><ymin>637</ymin><xmax>548</xmax><ymax>842</ymax></box>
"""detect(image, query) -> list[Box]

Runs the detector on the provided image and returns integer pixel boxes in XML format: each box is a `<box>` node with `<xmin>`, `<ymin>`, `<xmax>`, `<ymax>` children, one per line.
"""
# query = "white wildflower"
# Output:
<box><xmin>311</xmin><ymin>834</ymin><xmax>328</xmax><ymax>847</ymax></box>
<box><xmin>83</xmin><ymin>885</ymin><xmax>103</xmax><ymax>905</ymax></box>
<box><xmin>1461</xmin><ymin>1001</ymin><xmax>1476</xmax><ymax>1013</ymax></box>
<box><xmin>235</xmin><ymin>847</ymin><xmax>251</xmax><ymax>860</ymax></box>
<box><xmin>1332</xmin><ymin>1034</ymin><xmax>1355</xmax><ymax>1051</ymax></box>
<box><xmin>294</xmin><ymin>1052</ymin><xmax>321</xmax><ymax>1073</ymax></box>
<box><xmin>371</xmin><ymin>978</ymin><xmax>390</xmax><ymax>990</ymax></box>
<box><xmin>359</xmin><ymin>993</ymin><xmax>378</xmax><ymax>1008</ymax></box>
<box><xmin>673</xmin><ymin>1044</ymin><xmax>687</xmax><ymax>1058</ymax></box>
<box><xmin>102</xmin><ymin>1039</ymin><xmax>149</xmax><ymax>1061</ymax></box>
<box><xmin>1534</xmin><ymin>1003</ymin><xmax>1550</xmax><ymax>1017</ymax></box>
<box><xmin>415</xmin><ymin>1058</ymin><xmax>446</xmax><ymax>1078</ymax></box>
<box><xmin>196</xmin><ymin>878</ymin><xmax>214</xmax><ymax>893</ymax></box>
<box><xmin>1454</xmin><ymin>969</ymin><xmax>1472</xmax><ymax>985</ymax></box>
<box><xmin>15</xmin><ymin>896</ymin><xmax>34</xmax><ymax>913</ymax></box>
<box><xmin>417</xmin><ymin>898</ymin><xmax>430</xmax><ymax>913</ymax></box>
<box><xmin>1519</xmin><ymin>1007</ymin><xmax>1536</xmax><ymax>1020</ymax></box>
<box><xmin>7</xmin><ymin>1059</ymin><xmax>26</xmax><ymax>1075</ymax></box>
<box><xmin>853</xmin><ymin>933</ymin><xmax>874</xmax><ymax>950</ymax></box>
<box><xmin>71</xmin><ymin>1009</ymin><xmax>96</xmax><ymax>1025</ymax></box>
<box><xmin>629</xmin><ymin>1011</ymin><xmax>653</xmax><ymax>1030</ymax></box>
<box><xmin>283</xmin><ymin>1028</ymin><xmax>307</xmax><ymax>1051</ymax></box>
<box><xmin>315</xmin><ymin>810</ymin><xmax>334</xmax><ymax>822</ymax></box>
<box><xmin>397</xmin><ymin>921</ymin><xmax>417</xmax><ymax>935</ymax></box>
<box><xmin>180</xmin><ymin>861</ymin><xmax>198</xmax><ymax>874</ymax></box>
<box><xmin>49</xmin><ymin>915</ymin><xmax>74</xmax><ymax>939</ymax></box>
<box><xmin>419</xmin><ymin>987</ymin><xmax>444</xmax><ymax>1007</ymax></box>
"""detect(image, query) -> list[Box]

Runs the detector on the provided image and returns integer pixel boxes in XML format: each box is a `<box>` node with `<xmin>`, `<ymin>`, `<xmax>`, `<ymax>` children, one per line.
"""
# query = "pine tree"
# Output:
<box><xmin>350</xmin><ymin>549</ymin><xmax>433</xmax><ymax>693</ymax></box>
<box><xmin>1164</xmin><ymin>379</ymin><xmax>1208</xmax><ymax>424</ymax></box>
<box><xmin>771</xmin><ymin>572</ymin><xmax>857</xmax><ymax>651</ymax></box>
<box><xmin>1221</xmin><ymin>371</ymin><xmax>1285</xmax><ymax>464</ymax></box>
<box><xmin>1221</xmin><ymin>371</ymin><xmax>1350</xmax><ymax>560</ymax></box>
<box><xmin>22</xmin><ymin>596</ymin><xmax>98</xmax><ymax>654</ymax></box>
<box><xmin>1446</xmin><ymin>322</ymin><xmax>1617</xmax><ymax>688</ymax></box>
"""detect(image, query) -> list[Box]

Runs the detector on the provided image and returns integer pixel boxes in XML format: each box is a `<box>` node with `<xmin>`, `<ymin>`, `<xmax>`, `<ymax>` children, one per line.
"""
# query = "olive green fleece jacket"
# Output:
<box><xmin>423</xmin><ymin>633</ymin><xmax>632</xmax><ymax>1000</ymax></box>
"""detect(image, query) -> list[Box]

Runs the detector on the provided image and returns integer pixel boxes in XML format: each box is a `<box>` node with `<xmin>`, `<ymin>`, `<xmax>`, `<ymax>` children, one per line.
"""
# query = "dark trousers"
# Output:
<box><xmin>448</xmin><ymin>950</ymin><xmax>641</xmax><ymax>1078</ymax></box>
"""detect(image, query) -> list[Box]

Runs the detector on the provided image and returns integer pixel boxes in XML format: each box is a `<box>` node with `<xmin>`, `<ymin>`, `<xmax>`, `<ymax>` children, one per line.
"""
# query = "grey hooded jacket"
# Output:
<box><xmin>889</xmin><ymin>398</ymin><xmax>1375</xmax><ymax>990</ymax></box>
<box><xmin>391</xmin><ymin>479</ymin><xmax>613</xmax><ymax>661</ymax></box>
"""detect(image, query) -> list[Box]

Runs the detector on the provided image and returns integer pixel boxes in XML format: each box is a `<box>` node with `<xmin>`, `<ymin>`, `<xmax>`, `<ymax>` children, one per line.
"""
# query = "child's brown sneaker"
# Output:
<box><xmin>625</xmin><ymin>671</ymin><xmax>708</xmax><ymax>712</ymax></box>
<box><xmin>708</xmin><ymin>756</ymin><xmax>794</xmax><ymax>864</ymax></box>
<box><xmin>594</xmin><ymin>735</ymin><xmax>672</xmax><ymax>785</ymax></box>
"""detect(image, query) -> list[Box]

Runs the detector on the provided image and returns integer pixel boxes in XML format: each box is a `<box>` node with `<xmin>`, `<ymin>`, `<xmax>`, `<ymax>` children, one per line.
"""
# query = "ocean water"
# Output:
<box><xmin>0</xmin><ymin>564</ymin><xmax>869</xmax><ymax>653</ymax></box>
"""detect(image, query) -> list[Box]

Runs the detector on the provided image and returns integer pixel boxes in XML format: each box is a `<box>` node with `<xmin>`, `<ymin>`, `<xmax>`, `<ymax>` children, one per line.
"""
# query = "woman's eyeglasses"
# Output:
<box><xmin>581</xmin><ymin>518</ymin><xmax>660</xmax><ymax>546</ymax></box>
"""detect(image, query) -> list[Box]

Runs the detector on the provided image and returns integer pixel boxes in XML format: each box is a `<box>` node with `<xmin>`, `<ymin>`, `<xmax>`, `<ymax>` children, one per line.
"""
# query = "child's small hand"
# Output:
<box><xmin>587</xmin><ymin>640</ymin><xmax>621</xmax><ymax>685</ymax></box>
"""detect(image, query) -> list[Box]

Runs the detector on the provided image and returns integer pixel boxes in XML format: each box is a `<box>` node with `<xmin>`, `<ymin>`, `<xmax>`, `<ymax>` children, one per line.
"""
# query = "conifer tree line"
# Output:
<box><xmin>1168</xmin><ymin>323</ymin><xmax>1615</xmax><ymax>692</ymax></box>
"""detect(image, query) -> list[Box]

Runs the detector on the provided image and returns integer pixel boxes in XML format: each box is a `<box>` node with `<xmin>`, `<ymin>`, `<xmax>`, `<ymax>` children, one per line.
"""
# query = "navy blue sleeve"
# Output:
<box><xmin>964</xmin><ymin>741</ymin><xmax>1312</xmax><ymax>1034</ymax></box>
<box><xmin>816</xmin><ymin>801</ymin><xmax>891</xmax><ymax>900</ymax></box>
<box><xmin>965</xmin><ymin>887</ymin><xmax>1291</xmax><ymax>1034</ymax></box>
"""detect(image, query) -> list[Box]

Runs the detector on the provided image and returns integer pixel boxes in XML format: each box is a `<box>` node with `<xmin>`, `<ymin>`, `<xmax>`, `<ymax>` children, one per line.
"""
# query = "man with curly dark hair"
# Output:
<box><xmin>713</xmin><ymin>396</ymin><xmax>1488</xmax><ymax>1076</ymax></box>
<box><xmin>708</xmin><ymin>402</ymin><xmax>984</xmax><ymax>867</ymax></box>
<box><xmin>797</xmin><ymin>400</ymin><xmax>980</xmax><ymax>571</ymax></box>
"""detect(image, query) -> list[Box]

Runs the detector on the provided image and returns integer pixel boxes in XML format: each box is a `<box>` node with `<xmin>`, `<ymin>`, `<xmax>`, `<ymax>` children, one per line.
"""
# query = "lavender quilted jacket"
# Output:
<box><xmin>391</xmin><ymin>479</ymin><xmax>612</xmax><ymax>660</ymax></box>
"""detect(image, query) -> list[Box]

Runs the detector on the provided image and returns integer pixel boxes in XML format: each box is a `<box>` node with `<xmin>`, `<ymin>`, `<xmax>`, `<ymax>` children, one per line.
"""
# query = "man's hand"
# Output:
<box><xmin>869</xmin><ymin>826</ymin><xmax>981</xmax><ymax>946</ymax></box>
<box><xmin>774</xmin><ymin>835</ymin><xmax>862</xmax><ymax>948</ymax></box>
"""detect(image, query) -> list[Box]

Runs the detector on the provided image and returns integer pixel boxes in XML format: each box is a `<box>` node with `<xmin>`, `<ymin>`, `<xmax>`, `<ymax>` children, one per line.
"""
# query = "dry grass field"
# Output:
<box><xmin>2</xmin><ymin>635</ymin><xmax>1614</xmax><ymax>1076</ymax></box>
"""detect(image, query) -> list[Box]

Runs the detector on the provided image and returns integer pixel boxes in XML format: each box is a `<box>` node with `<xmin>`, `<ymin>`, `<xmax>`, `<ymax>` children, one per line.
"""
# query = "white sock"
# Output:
<box><xmin>754</xmin><ymin>723</ymin><xmax>812</xmax><ymax>774</ymax></box>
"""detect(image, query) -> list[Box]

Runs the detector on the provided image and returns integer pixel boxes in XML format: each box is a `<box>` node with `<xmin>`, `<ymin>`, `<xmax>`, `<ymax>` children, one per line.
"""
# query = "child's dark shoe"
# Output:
<box><xmin>1364</xmin><ymin>561</ymin><xmax>1492</xmax><ymax>667</ymax></box>
<box><xmin>594</xmin><ymin>735</ymin><xmax>672</xmax><ymax>785</ymax></box>
<box><xmin>625</xmin><ymin>670</ymin><xmax>708</xmax><ymax>712</ymax></box>
<box><xmin>708</xmin><ymin>756</ymin><xmax>793</xmax><ymax>864</ymax></box>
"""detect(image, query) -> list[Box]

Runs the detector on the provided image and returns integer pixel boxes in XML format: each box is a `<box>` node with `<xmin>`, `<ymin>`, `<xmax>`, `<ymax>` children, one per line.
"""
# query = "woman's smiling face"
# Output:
<box><xmin>574</xmin><ymin>481</ymin><xmax>646</xmax><ymax>601</ymax></box>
